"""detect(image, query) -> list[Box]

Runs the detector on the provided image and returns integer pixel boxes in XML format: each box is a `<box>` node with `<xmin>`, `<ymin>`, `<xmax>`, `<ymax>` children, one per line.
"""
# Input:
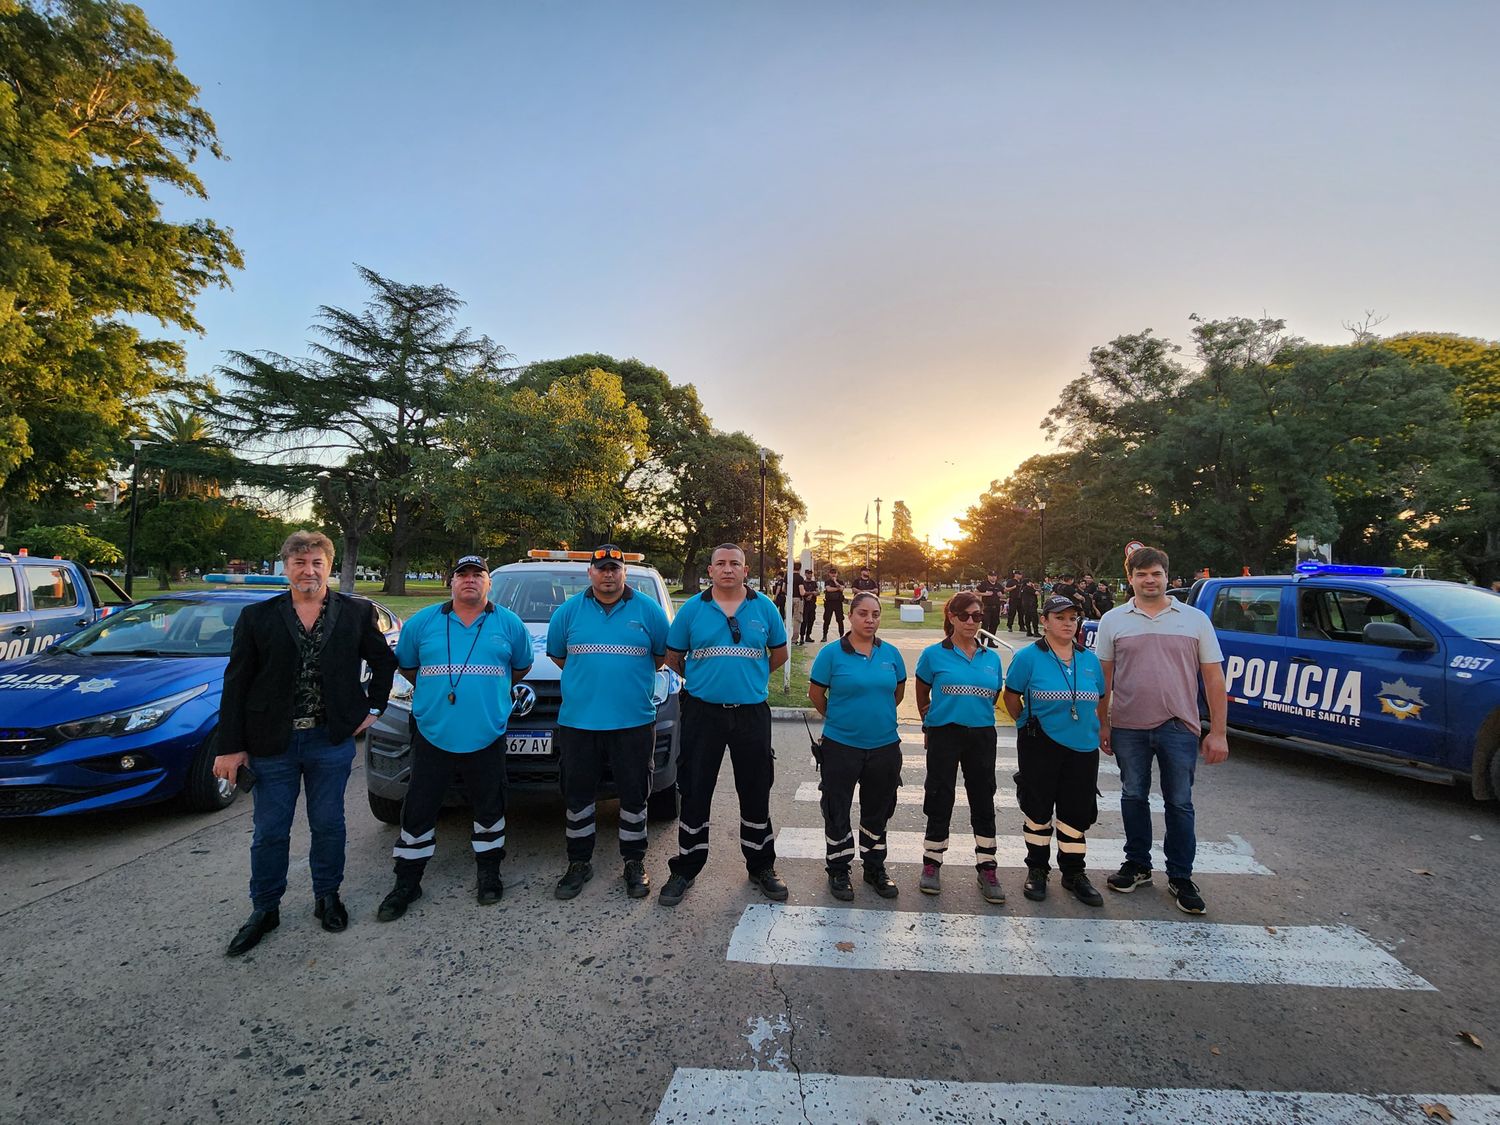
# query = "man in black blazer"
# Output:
<box><xmin>214</xmin><ymin>531</ymin><xmax>397</xmax><ymax>956</ymax></box>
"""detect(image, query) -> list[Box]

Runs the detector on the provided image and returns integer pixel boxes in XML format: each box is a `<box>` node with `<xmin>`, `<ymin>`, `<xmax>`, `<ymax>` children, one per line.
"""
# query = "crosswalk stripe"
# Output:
<box><xmin>901</xmin><ymin>754</ymin><xmax>1119</xmax><ymax>775</ymax></box>
<box><xmin>726</xmin><ymin>905</ymin><xmax>1435</xmax><ymax>989</ymax></box>
<box><xmin>794</xmin><ymin>781</ymin><xmax>1161</xmax><ymax>812</ymax></box>
<box><xmin>772</xmin><ymin>828</ymin><xmax>1274</xmax><ymax>875</ymax></box>
<box><xmin>653</xmin><ymin>1069</ymin><xmax>1497</xmax><ymax>1124</ymax></box>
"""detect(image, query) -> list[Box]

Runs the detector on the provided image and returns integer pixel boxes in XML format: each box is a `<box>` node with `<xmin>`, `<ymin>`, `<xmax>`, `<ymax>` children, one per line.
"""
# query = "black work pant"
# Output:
<box><xmin>670</xmin><ymin>696</ymin><xmax>777</xmax><ymax>879</ymax></box>
<box><xmin>818</xmin><ymin>737</ymin><xmax>902</xmax><ymax>874</ymax></box>
<box><xmin>393</xmin><ymin>725</ymin><xmax>507</xmax><ymax>883</ymax></box>
<box><xmin>1020</xmin><ymin>605</ymin><xmax>1039</xmax><ymax>635</ymax></box>
<box><xmin>922</xmin><ymin>724</ymin><xmax>998</xmax><ymax>869</ymax></box>
<box><xmin>1006</xmin><ymin>600</ymin><xmax>1021</xmax><ymax>630</ymax></box>
<box><xmin>982</xmin><ymin>601</ymin><xmax>1002</xmax><ymax>642</ymax></box>
<box><xmin>1016</xmin><ymin>724</ymin><xmax>1099</xmax><ymax>875</ymax></box>
<box><xmin>821</xmin><ymin>600</ymin><xmax>845</xmax><ymax>639</ymax></box>
<box><xmin>800</xmin><ymin>602</ymin><xmax>817</xmax><ymax>642</ymax></box>
<box><xmin>558</xmin><ymin>723</ymin><xmax>654</xmax><ymax>863</ymax></box>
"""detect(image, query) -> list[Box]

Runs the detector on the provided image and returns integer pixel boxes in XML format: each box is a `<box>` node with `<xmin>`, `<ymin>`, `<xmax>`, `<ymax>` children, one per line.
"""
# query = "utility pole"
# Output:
<box><xmin>124</xmin><ymin>440</ymin><xmax>145</xmax><ymax>596</ymax></box>
<box><xmin>874</xmin><ymin>497</ymin><xmax>882</xmax><ymax>591</ymax></box>
<box><xmin>757</xmin><ymin>448</ymin><xmax>768</xmax><ymax>591</ymax></box>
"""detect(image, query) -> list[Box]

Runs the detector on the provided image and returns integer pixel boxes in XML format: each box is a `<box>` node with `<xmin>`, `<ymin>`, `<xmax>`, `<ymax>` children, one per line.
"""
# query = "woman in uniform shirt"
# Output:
<box><xmin>1003</xmin><ymin>595</ymin><xmax>1109</xmax><ymax>906</ymax></box>
<box><xmin>808</xmin><ymin>590</ymin><xmax>907</xmax><ymax>901</ymax></box>
<box><xmin>913</xmin><ymin>591</ymin><xmax>1005</xmax><ymax>903</ymax></box>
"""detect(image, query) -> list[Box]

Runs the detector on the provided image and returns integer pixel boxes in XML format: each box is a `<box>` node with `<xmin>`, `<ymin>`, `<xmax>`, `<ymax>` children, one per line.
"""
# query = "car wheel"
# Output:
<box><xmin>647</xmin><ymin>784</ymin><xmax>679</xmax><ymax>822</ymax></box>
<box><xmin>179</xmin><ymin>732</ymin><xmax>238</xmax><ymax>813</ymax></box>
<box><xmin>368</xmin><ymin>791</ymin><xmax>404</xmax><ymax>825</ymax></box>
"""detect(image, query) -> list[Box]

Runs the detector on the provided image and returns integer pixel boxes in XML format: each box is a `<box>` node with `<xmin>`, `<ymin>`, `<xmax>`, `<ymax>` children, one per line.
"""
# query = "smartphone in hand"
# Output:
<box><xmin>236</xmin><ymin>763</ymin><xmax>257</xmax><ymax>793</ymax></box>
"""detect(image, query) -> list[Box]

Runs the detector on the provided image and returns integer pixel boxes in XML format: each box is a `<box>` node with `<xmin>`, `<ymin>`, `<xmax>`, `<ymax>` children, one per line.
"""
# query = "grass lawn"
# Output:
<box><xmin>766</xmin><ymin>640</ymin><xmax>814</xmax><ymax>709</ymax></box>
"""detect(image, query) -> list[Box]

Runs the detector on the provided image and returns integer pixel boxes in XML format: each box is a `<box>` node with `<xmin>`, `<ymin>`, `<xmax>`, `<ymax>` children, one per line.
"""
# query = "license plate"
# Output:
<box><xmin>506</xmin><ymin>730</ymin><xmax>552</xmax><ymax>756</ymax></box>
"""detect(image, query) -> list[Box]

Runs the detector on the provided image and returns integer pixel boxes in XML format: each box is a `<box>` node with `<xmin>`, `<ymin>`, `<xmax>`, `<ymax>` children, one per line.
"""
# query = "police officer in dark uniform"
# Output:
<box><xmin>821</xmin><ymin>567</ymin><xmax>846</xmax><ymax>640</ymax></box>
<box><xmin>1053</xmin><ymin>574</ymin><xmax>1081</xmax><ymax>613</ymax></box>
<box><xmin>852</xmin><ymin>567</ymin><xmax>878</xmax><ymax>595</ymax></box>
<box><xmin>1093</xmin><ymin>580</ymin><xmax>1115</xmax><ymax>618</ymax></box>
<box><xmin>1004</xmin><ymin>569</ymin><xmax>1024</xmax><ymax>631</ymax></box>
<box><xmin>976</xmin><ymin>569</ymin><xmax>1004</xmax><ymax>644</ymax></box>
<box><xmin>800</xmin><ymin>568</ymin><xmax>819</xmax><ymax>644</ymax></box>
<box><xmin>1019</xmin><ymin>577</ymin><xmax>1041</xmax><ymax>636</ymax></box>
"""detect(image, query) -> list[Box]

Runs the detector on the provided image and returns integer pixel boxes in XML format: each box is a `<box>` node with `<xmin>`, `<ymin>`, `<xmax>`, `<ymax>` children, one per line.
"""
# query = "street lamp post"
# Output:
<box><xmin>758</xmin><ymin>447</ymin><xmax>768</xmax><ymax>592</ymax></box>
<box><xmin>123</xmin><ymin>439</ymin><xmax>145</xmax><ymax>596</ymax></box>
<box><xmin>1035</xmin><ymin>497</ymin><xmax>1047</xmax><ymax>587</ymax></box>
<box><xmin>874</xmin><ymin>497</ymin><xmax>882</xmax><ymax>591</ymax></box>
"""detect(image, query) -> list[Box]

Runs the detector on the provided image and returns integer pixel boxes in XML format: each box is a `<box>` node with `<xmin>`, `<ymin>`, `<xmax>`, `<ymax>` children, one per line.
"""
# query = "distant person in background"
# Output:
<box><xmin>1092</xmin><ymin>580</ymin><xmax>1115</xmax><ymax>619</ymax></box>
<box><xmin>808</xmin><ymin>590</ymin><xmax>906</xmax><ymax>901</ymax></box>
<box><xmin>914</xmin><ymin>592</ymin><xmax>1004</xmax><ymax>903</ymax></box>
<box><xmin>1004</xmin><ymin>570</ymin><xmax>1024</xmax><ymax>632</ymax></box>
<box><xmin>1018</xmin><ymin>578</ymin><xmax>1041</xmax><ymax>637</ymax></box>
<box><xmin>821</xmin><ymin>567</ymin><xmax>846</xmax><ymax>640</ymax></box>
<box><xmin>790</xmin><ymin>563</ymin><xmax>807</xmax><ymax>645</ymax></box>
<box><xmin>976</xmin><ymin>568</ymin><xmax>1004</xmax><ymax>646</ymax></box>
<box><xmin>800</xmin><ymin>568</ymin><xmax>819</xmax><ymax>643</ymax></box>
<box><xmin>852</xmin><ymin>567</ymin><xmax>878</xmax><ymax>595</ymax></box>
<box><xmin>770</xmin><ymin>568</ymin><xmax>788</xmax><ymax>616</ymax></box>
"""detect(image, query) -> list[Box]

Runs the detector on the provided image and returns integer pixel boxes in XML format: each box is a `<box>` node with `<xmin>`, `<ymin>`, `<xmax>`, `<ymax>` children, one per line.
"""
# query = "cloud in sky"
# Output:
<box><xmin>146</xmin><ymin>0</ymin><xmax>1499</xmax><ymax>545</ymax></box>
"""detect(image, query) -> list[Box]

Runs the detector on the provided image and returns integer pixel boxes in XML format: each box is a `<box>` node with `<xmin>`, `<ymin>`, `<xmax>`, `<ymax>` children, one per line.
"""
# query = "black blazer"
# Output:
<box><xmin>219</xmin><ymin>591</ymin><xmax>398</xmax><ymax>757</ymax></box>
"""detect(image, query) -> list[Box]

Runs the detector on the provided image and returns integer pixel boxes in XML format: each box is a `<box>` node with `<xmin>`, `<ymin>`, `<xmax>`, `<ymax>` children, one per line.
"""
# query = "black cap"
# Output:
<box><xmin>1041</xmin><ymin>595</ymin><xmax>1079</xmax><ymax>616</ymax></box>
<box><xmin>452</xmin><ymin>554</ymin><xmax>488</xmax><ymax>576</ymax></box>
<box><xmin>589</xmin><ymin>544</ymin><xmax>624</xmax><ymax>568</ymax></box>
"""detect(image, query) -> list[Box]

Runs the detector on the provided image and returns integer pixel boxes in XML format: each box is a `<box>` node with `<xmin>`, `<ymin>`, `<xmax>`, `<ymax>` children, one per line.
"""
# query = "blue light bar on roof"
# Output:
<box><xmin>203</xmin><ymin>573</ymin><xmax>290</xmax><ymax>585</ymax></box>
<box><xmin>1294</xmin><ymin>562</ymin><xmax>1406</xmax><ymax>577</ymax></box>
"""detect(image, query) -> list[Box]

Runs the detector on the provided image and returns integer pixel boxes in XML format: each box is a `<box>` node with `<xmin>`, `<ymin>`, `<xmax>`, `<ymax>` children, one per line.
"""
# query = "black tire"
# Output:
<box><xmin>179</xmin><ymin>732</ymin><xmax>238</xmax><ymax>813</ymax></box>
<box><xmin>368</xmin><ymin>790</ymin><xmax>404</xmax><ymax>825</ymax></box>
<box><xmin>647</xmin><ymin>783</ymin><xmax>679</xmax><ymax>822</ymax></box>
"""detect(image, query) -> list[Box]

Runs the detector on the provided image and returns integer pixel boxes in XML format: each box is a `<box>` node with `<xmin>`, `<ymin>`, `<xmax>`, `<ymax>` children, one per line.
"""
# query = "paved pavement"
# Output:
<box><xmin>2</xmin><ymin>720</ymin><xmax>1498</xmax><ymax>1124</ymax></box>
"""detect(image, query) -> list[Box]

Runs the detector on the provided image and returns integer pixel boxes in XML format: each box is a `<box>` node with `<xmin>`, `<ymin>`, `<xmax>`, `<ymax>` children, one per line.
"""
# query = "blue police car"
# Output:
<box><xmin>0</xmin><ymin>587</ymin><xmax>401</xmax><ymax>818</ymax></box>
<box><xmin>1083</xmin><ymin>564</ymin><xmax>1500</xmax><ymax>800</ymax></box>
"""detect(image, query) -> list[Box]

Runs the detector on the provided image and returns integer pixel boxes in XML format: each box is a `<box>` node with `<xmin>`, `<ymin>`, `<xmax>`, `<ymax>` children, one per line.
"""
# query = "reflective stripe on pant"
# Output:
<box><xmin>921</xmin><ymin>723</ymin><xmax>998</xmax><ymax>868</ymax></box>
<box><xmin>669</xmin><ymin>696</ymin><xmax>776</xmax><ymax>879</ymax></box>
<box><xmin>818</xmin><ymin>737</ymin><xmax>901</xmax><ymax>874</ymax></box>
<box><xmin>1015</xmin><ymin>724</ymin><xmax>1099</xmax><ymax>875</ymax></box>
<box><xmin>394</xmin><ymin>725</ymin><xmax>508</xmax><ymax>881</ymax></box>
<box><xmin>557</xmin><ymin>722</ymin><xmax>655</xmax><ymax>862</ymax></box>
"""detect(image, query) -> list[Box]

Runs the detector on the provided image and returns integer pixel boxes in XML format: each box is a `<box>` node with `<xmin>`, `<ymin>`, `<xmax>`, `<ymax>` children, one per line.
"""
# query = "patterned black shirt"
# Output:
<box><xmin>292</xmin><ymin>596</ymin><xmax>329</xmax><ymax>723</ymax></box>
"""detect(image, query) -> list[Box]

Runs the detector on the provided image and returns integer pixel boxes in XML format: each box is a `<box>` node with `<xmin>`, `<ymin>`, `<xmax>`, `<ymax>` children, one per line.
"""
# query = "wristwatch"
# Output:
<box><xmin>368</xmin><ymin>707</ymin><xmax>382</xmax><ymax>716</ymax></box>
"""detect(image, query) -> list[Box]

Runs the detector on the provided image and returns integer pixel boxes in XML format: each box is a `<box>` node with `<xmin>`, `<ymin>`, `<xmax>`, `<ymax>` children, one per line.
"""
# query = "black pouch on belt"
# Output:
<box><xmin>801</xmin><ymin>714</ymin><xmax>824</xmax><ymax>773</ymax></box>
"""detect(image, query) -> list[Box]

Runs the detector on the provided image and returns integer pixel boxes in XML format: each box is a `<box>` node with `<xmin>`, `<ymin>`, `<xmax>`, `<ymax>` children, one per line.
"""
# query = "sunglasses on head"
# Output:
<box><xmin>592</xmin><ymin>547</ymin><xmax>623</xmax><ymax>561</ymax></box>
<box><xmin>953</xmin><ymin>611</ymin><xmax>985</xmax><ymax>622</ymax></box>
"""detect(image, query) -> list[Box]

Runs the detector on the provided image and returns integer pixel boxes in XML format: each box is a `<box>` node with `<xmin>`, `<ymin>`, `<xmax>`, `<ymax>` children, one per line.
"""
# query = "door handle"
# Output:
<box><xmin>9</xmin><ymin>624</ymin><xmax>28</xmax><ymax>636</ymax></box>
<box><xmin>1291</xmin><ymin>655</ymin><xmax>1317</xmax><ymax>664</ymax></box>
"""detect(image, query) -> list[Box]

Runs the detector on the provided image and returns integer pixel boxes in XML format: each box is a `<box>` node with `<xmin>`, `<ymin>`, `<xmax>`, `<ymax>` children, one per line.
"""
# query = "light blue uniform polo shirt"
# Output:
<box><xmin>545</xmin><ymin>586</ymin><xmax>670</xmax><ymax>730</ymax></box>
<box><xmin>915</xmin><ymin>639</ymin><xmax>1003</xmax><ymax>729</ymax></box>
<box><xmin>665</xmin><ymin>588</ymin><xmax>787</xmax><ymax>705</ymax></box>
<box><xmin>396</xmin><ymin>601</ymin><xmax>534</xmax><ymax>753</ymax></box>
<box><xmin>809</xmin><ymin>635</ymin><xmax>908</xmax><ymax>749</ymax></box>
<box><xmin>1004</xmin><ymin>640</ymin><xmax>1106</xmax><ymax>752</ymax></box>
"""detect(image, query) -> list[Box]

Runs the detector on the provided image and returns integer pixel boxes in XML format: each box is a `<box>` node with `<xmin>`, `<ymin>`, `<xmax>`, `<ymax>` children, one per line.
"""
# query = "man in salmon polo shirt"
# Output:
<box><xmin>1094</xmin><ymin>546</ymin><xmax>1228</xmax><ymax>915</ymax></box>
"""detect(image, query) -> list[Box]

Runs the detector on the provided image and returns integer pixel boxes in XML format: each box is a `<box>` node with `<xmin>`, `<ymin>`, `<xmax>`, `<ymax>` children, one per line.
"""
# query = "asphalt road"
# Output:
<box><xmin>2</xmin><ymin>723</ymin><xmax>1497</xmax><ymax>1124</ymax></box>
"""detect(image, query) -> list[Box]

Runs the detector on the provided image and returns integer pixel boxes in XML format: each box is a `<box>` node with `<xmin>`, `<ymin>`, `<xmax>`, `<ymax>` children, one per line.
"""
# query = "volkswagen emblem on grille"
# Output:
<box><xmin>511</xmin><ymin>683</ymin><xmax>536</xmax><ymax>717</ymax></box>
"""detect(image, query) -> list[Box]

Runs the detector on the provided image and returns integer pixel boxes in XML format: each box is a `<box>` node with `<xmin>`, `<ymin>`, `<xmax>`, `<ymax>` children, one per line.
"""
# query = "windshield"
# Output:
<box><xmin>492</xmin><ymin>569</ymin><xmax>663</xmax><ymax>623</ymax></box>
<box><xmin>1398</xmin><ymin>584</ymin><xmax>1500</xmax><ymax>641</ymax></box>
<box><xmin>58</xmin><ymin>599</ymin><xmax>245</xmax><ymax>656</ymax></box>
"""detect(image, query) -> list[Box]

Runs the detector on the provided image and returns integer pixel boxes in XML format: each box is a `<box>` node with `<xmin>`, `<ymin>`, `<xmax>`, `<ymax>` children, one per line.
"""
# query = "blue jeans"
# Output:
<box><xmin>249</xmin><ymin>728</ymin><xmax>357</xmax><ymax>910</ymax></box>
<box><xmin>1111</xmin><ymin>722</ymin><xmax>1199</xmax><ymax>880</ymax></box>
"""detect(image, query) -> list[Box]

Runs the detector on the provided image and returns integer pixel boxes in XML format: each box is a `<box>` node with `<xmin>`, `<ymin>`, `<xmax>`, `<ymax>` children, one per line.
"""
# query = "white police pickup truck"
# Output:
<box><xmin>1087</xmin><ymin>564</ymin><xmax>1500</xmax><ymax>801</ymax></box>
<box><xmin>0</xmin><ymin>553</ymin><xmax>132</xmax><ymax>664</ymax></box>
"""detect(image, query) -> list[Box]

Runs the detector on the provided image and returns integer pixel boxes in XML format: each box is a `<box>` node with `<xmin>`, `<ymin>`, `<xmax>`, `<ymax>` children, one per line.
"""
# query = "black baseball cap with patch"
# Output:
<box><xmin>1041</xmin><ymin>595</ymin><xmax>1079</xmax><ymax>616</ymax></box>
<box><xmin>452</xmin><ymin>555</ymin><xmax>488</xmax><ymax>576</ymax></box>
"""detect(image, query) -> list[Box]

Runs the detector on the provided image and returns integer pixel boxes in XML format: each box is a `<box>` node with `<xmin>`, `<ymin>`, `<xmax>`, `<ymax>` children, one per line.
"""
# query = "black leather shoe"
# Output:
<box><xmin>226</xmin><ymin>908</ymin><xmax>279</xmax><ymax>957</ymax></box>
<box><xmin>623</xmin><ymin>860</ymin><xmax>650</xmax><ymax>898</ymax></box>
<box><xmin>828</xmin><ymin>870</ymin><xmax>854</xmax><ymax>901</ymax></box>
<box><xmin>1060</xmin><ymin>871</ymin><xmax>1104</xmax><ymax>907</ymax></box>
<box><xmin>376</xmin><ymin>881</ymin><xmax>422</xmax><ymax>923</ymax></box>
<box><xmin>477</xmin><ymin>865</ymin><xmax>503</xmax><ymax>906</ymax></box>
<box><xmin>1023</xmin><ymin>867</ymin><xmax>1049</xmax><ymax>901</ymax></box>
<box><xmin>313</xmin><ymin>893</ymin><xmax>348</xmax><ymax>932</ymax></box>
<box><xmin>749</xmin><ymin>867</ymin><xmax>789</xmax><ymax>901</ymax></box>
<box><xmin>658</xmin><ymin>872</ymin><xmax>693</xmax><ymax>906</ymax></box>
<box><xmin>555</xmin><ymin>861</ymin><xmax>591</xmax><ymax>901</ymax></box>
<box><xmin>862</xmin><ymin>866</ymin><xmax>899</xmax><ymax>899</ymax></box>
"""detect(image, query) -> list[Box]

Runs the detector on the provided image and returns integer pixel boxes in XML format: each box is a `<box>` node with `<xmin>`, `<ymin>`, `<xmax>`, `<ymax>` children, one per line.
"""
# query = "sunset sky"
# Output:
<box><xmin>144</xmin><ymin>1</ymin><xmax>1499</xmax><ymax>547</ymax></box>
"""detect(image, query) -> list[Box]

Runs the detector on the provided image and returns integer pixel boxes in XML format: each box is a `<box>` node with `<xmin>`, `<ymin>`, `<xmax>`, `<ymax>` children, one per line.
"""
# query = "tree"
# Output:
<box><xmin>12</xmin><ymin>523</ymin><xmax>121</xmax><ymax>565</ymax></box>
<box><xmin>135</xmin><ymin>499</ymin><xmax>288</xmax><ymax>588</ymax></box>
<box><xmin>664</xmin><ymin>431</ymin><xmax>805</xmax><ymax>589</ymax></box>
<box><xmin>889</xmin><ymin>501</ymin><xmax>915</xmax><ymax>543</ymax></box>
<box><xmin>211</xmin><ymin>267</ymin><xmax>510</xmax><ymax>594</ymax></box>
<box><xmin>880</xmin><ymin>537</ymin><xmax>929</xmax><ymax>587</ymax></box>
<box><xmin>0</xmin><ymin>0</ymin><xmax>242</xmax><ymax>512</ymax></box>
<box><xmin>430</xmin><ymin>368</ymin><xmax>648</xmax><ymax>558</ymax></box>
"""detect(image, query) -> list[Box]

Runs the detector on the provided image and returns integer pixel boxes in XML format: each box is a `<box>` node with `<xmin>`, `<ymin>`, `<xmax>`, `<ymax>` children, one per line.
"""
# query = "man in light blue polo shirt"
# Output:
<box><xmin>376</xmin><ymin>555</ymin><xmax>533</xmax><ymax>922</ymax></box>
<box><xmin>659</xmin><ymin>543</ymin><xmax>789</xmax><ymax>907</ymax></box>
<box><xmin>545</xmin><ymin>544</ymin><xmax>670</xmax><ymax>901</ymax></box>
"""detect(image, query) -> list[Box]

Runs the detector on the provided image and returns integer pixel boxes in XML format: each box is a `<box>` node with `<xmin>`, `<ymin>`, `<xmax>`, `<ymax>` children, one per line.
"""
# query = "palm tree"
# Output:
<box><xmin>148</xmin><ymin>403</ymin><xmax>224</xmax><ymax>499</ymax></box>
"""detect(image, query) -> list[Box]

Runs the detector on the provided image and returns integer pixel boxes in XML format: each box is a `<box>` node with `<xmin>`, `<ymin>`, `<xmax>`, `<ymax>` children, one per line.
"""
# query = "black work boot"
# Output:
<box><xmin>477</xmin><ymin>862</ymin><xmax>503</xmax><ymax>906</ymax></box>
<box><xmin>377</xmin><ymin>879</ymin><xmax>422</xmax><ymax>922</ymax></box>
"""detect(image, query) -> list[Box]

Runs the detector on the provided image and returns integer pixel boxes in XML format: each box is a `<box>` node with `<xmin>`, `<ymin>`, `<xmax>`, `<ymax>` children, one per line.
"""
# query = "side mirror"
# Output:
<box><xmin>1363</xmin><ymin>620</ymin><xmax>1433</xmax><ymax>651</ymax></box>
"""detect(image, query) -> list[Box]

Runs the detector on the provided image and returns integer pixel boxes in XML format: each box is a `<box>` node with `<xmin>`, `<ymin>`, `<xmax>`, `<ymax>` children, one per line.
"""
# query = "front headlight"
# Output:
<box><xmin>55</xmin><ymin>684</ymin><xmax>209</xmax><ymax>741</ymax></box>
